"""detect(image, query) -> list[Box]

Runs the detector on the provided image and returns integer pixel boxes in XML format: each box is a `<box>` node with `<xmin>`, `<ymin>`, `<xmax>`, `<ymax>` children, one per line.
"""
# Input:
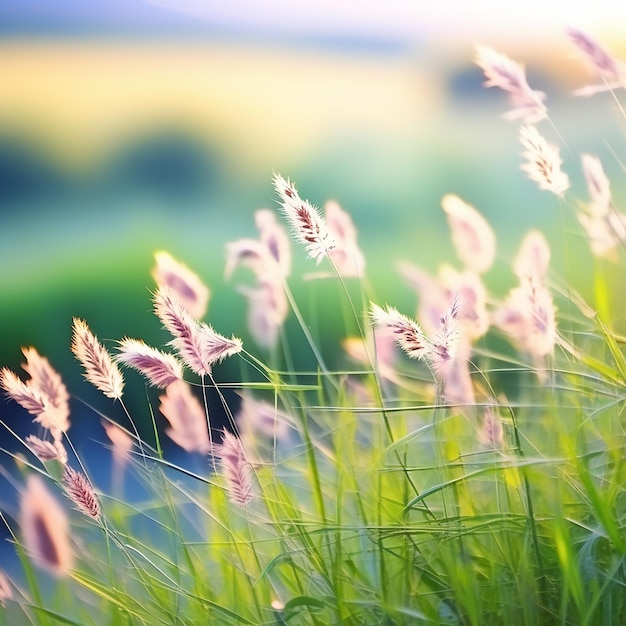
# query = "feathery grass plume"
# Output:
<box><xmin>101</xmin><ymin>420</ymin><xmax>134</xmax><ymax>469</ymax></box>
<box><xmin>582</xmin><ymin>154</ymin><xmax>611</xmax><ymax>218</ymax></box>
<box><xmin>154</xmin><ymin>287</ymin><xmax>209</xmax><ymax>375</ymax></box>
<box><xmin>494</xmin><ymin>280</ymin><xmax>556</xmax><ymax>361</ymax></box>
<box><xmin>324</xmin><ymin>199</ymin><xmax>366</xmax><ymax>277</ymax></box>
<box><xmin>0</xmin><ymin>367</ymin><xmax>46</xmax><ymax>414</ymax></box>
<box><xmin>441</xmin><ymin>194</ymin><xmax>496</xmax><ymax>274</ymax></box>
<box><xmin>437</xmin><ymin>339</ymin><xmax>475</xmax><ymax>405</ymax></box>
<box><xmin>474</xmin><ymin>45</ymin><xmax>547</xmax><ymax>123</ymax></box>
<box><xmin>496</xmin><ymin>232</ymin><xmax>556</xmax><ymax>360</ymax></box>
<box><xmin>218</xmin><ymin>430</ymin><xmax>254</xmax><ymax>507</ymax></box>
<box><xmin>439</xmin><ymin>265</ymin><xmax>490</xmax><ymax>340</ymax></box>
<box><xmin>0</xmin><ymin>570</ymin><xmax>12</xmax><ymax>607</ymax></box>
<box><xmin>343</xmin><ymin>326</ymin><xmax>397</xmax><ymax>381</ymax></box>
<box><xmin>225</xmin><ymin>210</ymin><xmax>291</xmax><ymax>281</ymax></box>
<box><xmin>71</xmin><ymin>318</ymin><xmax>124</xmax><ymax>400</ymax></box>
<box><xmin>159</xmin><ymin>380</ymin><xmax>212</xmax><ymax>454</ymax></box>
<box><xmin>568</xmin><ymin>27</ymin><xmax>626</xmax><ymax>96</ymax></box>
<box><xmin>493</xmin><ymin>230</ymin><xmax>556</xmax><ymax>359</ymax></box>
<box><xmin>195</xmin><ymin>324</ymin><xmax>243</xmax><ymax>366</ymax></box>
<box><xmin>478</xmin><ymin>406</ymin><xmax>504</xmax><ymax>448</ymax></box>
<box><xmin>397</xmin><ymin>262</ymin><xmax>450</xmax><ymax>335</ymax></box>
<box><xmin>577</xmin><ymin>154</ymin><xmax>626</xmax><ymax>258</ymax></box>
<box><xmin>519</xmin><ymin>125</ymin><xmax>570</xmax><ymax>196</ymax></box>
<box><xmin>513</xmin><ymin>229</ymin><xmax>551</xmax><ymax>280</ymax></box>
<box><xmin>371</xmin><ymin>299</ymin><xmax>462</xmax><ymax>400</ymax></box>
<box><xmin>1</xmin><ymin>349</ymin><xmax>70</xmax><ymax>436</ymax></box>
<box><xmin>236</xmin><ymin>394</ymin><xmax>292</xmax><ymax>445</ymax></box>
<box><xmin>273</xmin><ymin>172</ymin><xmax>335</xmax><ymax>264</ymax></box>
<box><xmin>116</xmin><ymin>338</ymin><xmax>183</xmax><ymax>388</ymax></box>
<box><xmin>225</xmin><ymin>238</ymin><xmax>277</xmax><ymax>281</ymax></box>
<box><xmin>152</xmin><ymin>250</ymin><xmax>210</xmax><ymax>319</ymax></box>
<box><xmin>25</xmin><ymin>435</ymin><xmax>68</xmax><ymax>464</ymax></box>
<box><xmin>20</xmin><ymin>475</ymin><xmax>73</xmax><ymax>576</ymax></box>
<box><xmin>154</xmin><ymin>287</ymin><xmax>242</xmax><ymax>376</ymax></box>
<box><xmin>370</xmin><ymin>302</ymin><xmax>431</xmax><ymax>360</ymax></box>
<box><xmin>255</xmin><ymin>208</ymin><xmax>291</xmax><ymax>278</ymax></box>
<box><xmin>62</xmin><ymin>465</ymin><xmax>101</xmax><ymax>521</ymax></box>
<box><xmin>578</xmin><ymin>210</ymin><xmax>626</xmax><ymax>259</ymax></box>
<box><xmin>237</xmin><ymin>280</ymin><xmax>288</xmax><ymax>350</ymax></box>
<box><xmin>399</xmin><ymin>261</ymin><xmax>488</xmax><ymax>345</ymax></box>
<box><xmin>226</xmin><ymin>209</ymin><xmax>290</xmax><ymax>350</ymax></box>
<box><xmin>430</xmin><ymin>294</ymin><xmax>461</xmax><ymax>364</ymax></box>
<box><xmin>1</xmin><ymin>368</ymin><xmax>57</xmax><ymax>433</ymax></box>
<box><xmin>21</xmin><ymin>347</ymin><xmax>70</xmax><ymax>436</ymax></box>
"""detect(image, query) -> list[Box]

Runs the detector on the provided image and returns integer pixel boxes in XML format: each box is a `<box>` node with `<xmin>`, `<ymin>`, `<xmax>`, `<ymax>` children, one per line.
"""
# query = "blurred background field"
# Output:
<box><xmin>2</xmin><ymin>1</ymin><xmax>626</xmax><ymax>447</ymax></box>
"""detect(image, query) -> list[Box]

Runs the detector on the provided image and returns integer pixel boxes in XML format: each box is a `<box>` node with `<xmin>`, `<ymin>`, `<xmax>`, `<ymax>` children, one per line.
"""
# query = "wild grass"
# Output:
<box><xmin>1</xmin><ymin>30</ymin><xmax>626</xmax><ymax>625</ymax></box>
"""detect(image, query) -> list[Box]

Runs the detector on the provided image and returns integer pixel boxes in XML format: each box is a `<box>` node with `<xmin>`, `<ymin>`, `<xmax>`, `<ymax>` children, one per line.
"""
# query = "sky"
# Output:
<box><xmin>1</xmin><ymin>0</ymin><xmax>625</xmax><ymax>48</ymax></box>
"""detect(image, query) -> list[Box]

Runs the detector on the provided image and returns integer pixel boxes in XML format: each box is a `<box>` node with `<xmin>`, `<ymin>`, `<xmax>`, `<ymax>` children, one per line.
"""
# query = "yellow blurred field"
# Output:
<box><xmin>0</xmin><ymin>40</ymin><xmax>444</xmax><ymax>171</ymax></box>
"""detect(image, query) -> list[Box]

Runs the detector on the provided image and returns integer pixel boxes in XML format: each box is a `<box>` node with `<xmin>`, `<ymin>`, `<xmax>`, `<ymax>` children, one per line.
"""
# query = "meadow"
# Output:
<box><xmin>1</xmin><ymin>28</ymin><xmax>626</xmax><ymax>625</ymax></box>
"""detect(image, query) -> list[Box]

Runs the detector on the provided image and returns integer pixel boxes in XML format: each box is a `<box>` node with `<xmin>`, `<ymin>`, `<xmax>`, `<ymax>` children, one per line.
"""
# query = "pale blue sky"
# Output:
<box><xmin>1</xmin><ymin>0</ymin><xmax>624</xmax><ymax>47</ymax></box>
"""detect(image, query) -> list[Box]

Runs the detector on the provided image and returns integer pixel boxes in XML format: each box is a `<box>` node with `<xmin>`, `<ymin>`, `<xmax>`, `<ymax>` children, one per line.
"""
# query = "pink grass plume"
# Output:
<box><xmin>154</xmin><ymin>287</ymin><xmax>242</xmax><ymax>376</ymax></box>
<box><xmin>152</xmin><ymin>250</ymin><xmax>210</xmax><ymax>320</ymax></box>
<box><xmin>441</xmin><ymin>194</ymin><xmax>495</xmax><ymax>274</ymax></box>
<box><xmin>62</xmin><ymin>465</ymin><xmax>101</xmax><ymax>521</ymax></box>
<box><xmin>0</xmin><ymin>570</ymin><xmax>11</xmax><ymax>607</ymax></box>
<box><xmin>370</xmin><ymin>302</ymin><xmax>431</xmax><ymax>361</ymax></box>
<box><xmin>519</xmin><ymin>126</ymin><xmax>569</xmax><ymax>197</ymax></box>
<box><xmin>102</xmin><ymin>420</ymin><xmax>134</xmax><ymax>469</ymax></box>
<box><xmin>218</xmin><ymin>430</ymin><xmax>254</xmax><ymax>507</ymax></box>
<box><xmin>273</xmin><ymin>172</ymin><xmax>335</xmax><ymax>264</ymax></box>
<box><xmin>1</xmin><ymin>348</ymin><xmax>70</xmax><ymax>437</ymax></box>
<box><xmin>159</xmin><ymin>380</ymin><xmax>212</xmax><ymax>454</ymax></box>
<box><xmin>568</xmin><ymin>27</ymin><xmax>626</xmax><ymax>96</ymax></box>
<box><xmin>20</xmin><ymin>475</ymin><xmax>73</xmax><ymax>576</ymax></box>
<box><xmin>475</xmin><ymin>45</ymin><xmax>547</xmax><ymax>123</ymax></box>
<box><xmin>116</xmin><ymin>338</ymin><xmax>183</xmax><ymax>388</ymax></box>
<box><xmin>25</xmin><ymin>435</ymin><xmax>67</xmax><ymax>464</ymax></box>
